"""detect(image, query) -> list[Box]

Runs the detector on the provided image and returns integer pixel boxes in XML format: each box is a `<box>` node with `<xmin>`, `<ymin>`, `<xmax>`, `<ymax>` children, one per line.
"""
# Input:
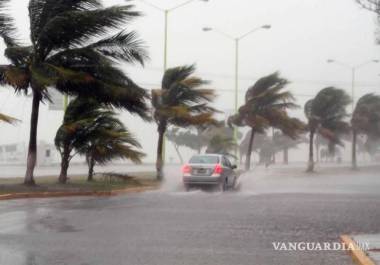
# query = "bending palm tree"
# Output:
<box><xmin>55</xmin><ymin>98</ymin><xmax>144</xmax><ymax>182</ymax></box>
<box><xmin>351</xmin><ymin>93</ymin><xmax>380</xmax><ymax>169</ymax></box>
<box><xmin>305</xmin><ymin>87</ymin><xmax>351</xmax><ymax>172</ymax></box>
<box><xmin>229</xmin><ymin>72</ymin><xmax>305</xmax><ymax>170</ymax></box>
<box><xmin>0</xmin><ymin>0</ymin><xmax>149</xmax><ymax>185</ymax></box>
<box><xmin>205</xmin><ymin>135</ymin><xmax>237</xmax><ymax>158</ymax></box>
<box><xmin>152</xmin><ymin>65</ymin><xmax>218</xmax><ymax>180</ymax></box>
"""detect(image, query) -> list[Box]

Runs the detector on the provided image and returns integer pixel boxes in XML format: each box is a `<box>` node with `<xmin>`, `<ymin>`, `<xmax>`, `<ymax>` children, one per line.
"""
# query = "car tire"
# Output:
<box><xmin>221</xmin><ymin>178</ymin><xmax>228</xmax><ymax>192</ymax></box>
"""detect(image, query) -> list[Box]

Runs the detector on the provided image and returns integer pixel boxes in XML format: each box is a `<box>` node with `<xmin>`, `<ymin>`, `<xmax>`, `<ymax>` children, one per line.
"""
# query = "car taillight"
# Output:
<box><xmin>214</xmin><ymin>164</ymin><xmax>223</xmax><ymax>174</ymax></box>
<box><xmin>182</xmin><ymin>164</ymin><xmax>192</xmax><ymax>174</ymax></box>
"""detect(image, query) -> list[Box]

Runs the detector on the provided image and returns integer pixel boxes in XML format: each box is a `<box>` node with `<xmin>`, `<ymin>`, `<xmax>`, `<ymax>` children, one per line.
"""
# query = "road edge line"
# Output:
<box><xmin>0</xmin><ymin>186</ymin><xmax>157</xmax><ymax>201</ymax></box>
<box><xmin>341</xmin><ymin>235</ymin><xmax>376</xmax><ymax>265</ymax></box>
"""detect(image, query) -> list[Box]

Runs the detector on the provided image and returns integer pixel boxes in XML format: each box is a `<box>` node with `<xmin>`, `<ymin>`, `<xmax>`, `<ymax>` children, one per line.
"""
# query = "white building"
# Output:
<box><xmin>0</xmin><ymin>141</ymin><xmax>61</xmax><ymax>166</ymax></box>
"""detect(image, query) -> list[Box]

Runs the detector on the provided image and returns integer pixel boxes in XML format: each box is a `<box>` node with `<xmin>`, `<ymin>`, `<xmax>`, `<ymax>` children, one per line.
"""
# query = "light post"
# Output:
<box><xmin>139</xmin><ymin>0</ymin><xmax>209</xmax><ymax>164</ymax></box>
<box><xmin>327</xmin><ymin>59</ymin><xmax>379</xmax><ymax>111</ymax></box>
<box><xmin>327</xmin><ymin>59</ymin><xmax>379</xmax><ymax>170</ymax></box>
<box><xmin>203</xmin><ymin>24</ymin><xmax>271</xmax><ymax>158</ymax></box>
<box><xmin>140</xmin><ymin>0</ymin><xmax>209</xmax><ymax>71</ymax></box>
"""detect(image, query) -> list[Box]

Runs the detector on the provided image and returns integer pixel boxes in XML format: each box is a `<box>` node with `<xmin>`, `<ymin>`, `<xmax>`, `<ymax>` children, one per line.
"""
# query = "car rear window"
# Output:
<box><xmin>189</xmin><ymin>156</ymin><xmax>219</xmax><ymax>164</ymax></box>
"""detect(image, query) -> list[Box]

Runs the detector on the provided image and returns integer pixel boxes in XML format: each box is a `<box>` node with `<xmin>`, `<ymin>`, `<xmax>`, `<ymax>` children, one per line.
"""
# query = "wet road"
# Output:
<box><xmin>1</xmin><ymin>165</ymin><xmax>380</xmax><ymax>265</ymax></box>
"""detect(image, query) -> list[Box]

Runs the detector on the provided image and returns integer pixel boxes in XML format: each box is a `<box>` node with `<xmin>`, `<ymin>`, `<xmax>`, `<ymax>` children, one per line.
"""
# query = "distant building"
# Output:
<box><xmin>0</xmin><ymin>141</ymin><xmax>61</xmax><ymax>166</ymax></box>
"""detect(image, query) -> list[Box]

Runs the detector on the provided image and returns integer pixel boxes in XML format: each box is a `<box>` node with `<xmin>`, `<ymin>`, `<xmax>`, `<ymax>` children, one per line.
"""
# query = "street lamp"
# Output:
<box><xmin>203</xmin><ymin>24</ymin><xmax>271</xmax><ymax>157</ymax></box>
<box><xmin>139</xmin><ymin>0</ymin><xmax>209</xmax><ymax>164</ymax></box>
<box><xmin>140</xmin><ymin>0</ymin><xmax>209</xmax><ymax>71</ymax></box>
<box><xmin>327</xmin><ymin>59</ymin><xmax>379</xmax><ymax>111</ymax></box>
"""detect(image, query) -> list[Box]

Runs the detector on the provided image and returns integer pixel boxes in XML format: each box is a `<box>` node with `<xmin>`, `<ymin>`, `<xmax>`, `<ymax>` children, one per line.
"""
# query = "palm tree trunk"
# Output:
<box><xmin>87</xmin><ymin>155</ymin><xmax>95</xmax><ymax>182</ymax></box>
<box><xmin>316</xmin><ymin>138</ymin><xmax>320</xmax><ymax>163</ymax></box>
<box><xmin>283</xmin><ymin>147</ymin><xmax>289</xmax><ymax>164</ymax></box>
<box><xmin>245</xmin><ymin>129</ymin><xmax>255</xmax><ymax>171</ymax></box>
<box><xmin>24</xmin><ymin>90</ymin><xmax>42</xmax><ymax>186</ymax></box>
<box><xmin>173</xmin><ymin>144</ymin><xmax>184</xmax><ymax>164</ymax></box>
<box><xmin>58</xmin><ymin>144</ymin><xmax>70</xmax><ymax>184</ymax></box>
<box><xmin>352</xmin><ymin>130</ymin><xmax>358</xmax><ymax>170</ymax></box>
<box><xmin>307</xmin><ymin>130</ymin><xmax>315</xmax><ymax>172</ymax></box>
<box><xmin>156</xmin><ymin>123</ymin><xmax>166</xmax><ymax>181</ymax></box>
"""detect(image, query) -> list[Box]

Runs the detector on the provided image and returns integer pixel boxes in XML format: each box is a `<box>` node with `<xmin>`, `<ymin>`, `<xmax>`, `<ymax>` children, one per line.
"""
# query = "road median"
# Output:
<box><xmin>0</xmin><ymin>172</ymin><xmax>159</xmax><ymax>201</ymax></box>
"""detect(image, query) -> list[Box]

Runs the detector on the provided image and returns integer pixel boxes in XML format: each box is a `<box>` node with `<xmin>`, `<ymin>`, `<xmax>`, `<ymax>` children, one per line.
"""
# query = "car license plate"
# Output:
<box><xmin>196</xmin><ymin>168</ymin><xmax>208</xmax><ymax>175</ymax></box>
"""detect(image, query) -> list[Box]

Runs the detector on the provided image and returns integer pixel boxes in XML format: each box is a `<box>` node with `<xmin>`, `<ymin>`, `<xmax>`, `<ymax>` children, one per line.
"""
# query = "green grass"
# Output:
<box><xmin>0</xmin><ymin>172</ymin><xmax>158</xmax><ymax>195</ymax></box>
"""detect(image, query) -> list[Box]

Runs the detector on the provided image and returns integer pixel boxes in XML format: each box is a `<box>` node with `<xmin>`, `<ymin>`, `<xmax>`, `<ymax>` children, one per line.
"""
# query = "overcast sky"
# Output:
<box><xmin>0</xmin><ymin>0</ymin><xmax>379</xmax><ymax>162</ymax></box>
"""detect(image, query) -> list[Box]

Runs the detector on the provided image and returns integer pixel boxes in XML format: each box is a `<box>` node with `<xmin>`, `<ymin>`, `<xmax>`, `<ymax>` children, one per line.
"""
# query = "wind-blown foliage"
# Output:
<box><xmin>55</xmin><ymin>97</ymin><xmax>144</xmax><ymax>182</ymax></box>
<box><xmin>356</xmin><ymin>0</ymin><xmax>380</xmax><ymax>12</ymax></box>
<box><xmin>0</xmin><ymin>112</ymin><xmax>18</xmax><ymax>124</ymax></box>
<box><xmin>152</xmin><ymin>65</ymin><xmax>218</xmax><ymax>180</ymax></box>
<box><xmin>0</xmin><ymin>0</ymin><xmax>149</xmax><ymax>185</ymax></box>
<box><xmin>305</xmin><ymin>87</ymin><xmax>351</xmax><ymax>172</ymax></box>
<box><xmin>351</xmin><ymin>93</ymin><xmax>380</xmax><ymax>169</ymax></box>
<box><xmin>273</xmin><ymin>132</ymin><xmax>308</xmax><ymax>164</ymax></box>
<box><xmin>166</xmin><ymin>122</ymin><xmax>240</xmax><ymax>163</ymax></box>
<box><xmin>229</xmin><ymin>72</ymin><xmax>305</xmax><ymax>170</ymax></box>
<box><xmin>205</xmin><ymin>134</ymin><xmax>237</xmax><ymax>159</ymax></box>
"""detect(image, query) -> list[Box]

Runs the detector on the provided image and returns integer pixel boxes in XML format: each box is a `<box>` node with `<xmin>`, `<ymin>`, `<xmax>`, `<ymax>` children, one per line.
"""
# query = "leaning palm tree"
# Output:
<box><xmin>351</xmin><ymin>93</ymin><xmax>380</xmax><ymax>169</ymax></box>
<box><xmin>80</xmin><ymin>116</ymin><xmax>144</xmax><ymax>182</ymax></box>
<box><xmin>55</xmin><ymin>98</ymin><xmax>105</xmax><ymax>183</ymax></box>
<box><xmin>273</xmin><ymin>132</ymin><xmax>308</xmax><ymax>165</ymax></box>
<box><xmin>0</xmin><ymin>0</ymin><xmax>149</xmax><ymax>185</ymax></box>
<box><xmin>305</xmin><ymin>87</ymin><xmax>351</xmax><ymax>172</ymax></box>
<box><xmin>205</xmin><ymin>134</ymin><xmax>237</xmax><ymax>159</ymax></box>
<box><xmin>152</xmin><ymin>65</ymin><xmax>218</xmax><ymax>180</ymax></box>
<box><xmin>55</xmin><ymin>97</ymin><xmax>144</xmax><ymax>182</ymax></box>
<box><xmin>356</xmin><ymin>0</ymin><xmax>380</xmax><ymax>12</ymax></box>
<box><xmin>229</xmin><ymin>72</ymin><xmax>305</xmax><ymax>171</ymax></box>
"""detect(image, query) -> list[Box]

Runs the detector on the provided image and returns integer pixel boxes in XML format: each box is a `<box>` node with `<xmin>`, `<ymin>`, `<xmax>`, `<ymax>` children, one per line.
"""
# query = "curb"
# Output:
<box><xmin>0</xmin><ymin>186</ymin><xmax>157</xmax><ymax>201</ymax></box>
<box><xmin>341</xmin><ymin>235</ymin><xmax>376</xmax><ymax>265</ymax></box>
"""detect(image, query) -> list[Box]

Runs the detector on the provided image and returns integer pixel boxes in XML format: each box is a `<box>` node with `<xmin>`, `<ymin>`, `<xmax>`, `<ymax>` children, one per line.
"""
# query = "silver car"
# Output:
<box><xmin>182</xmin><ymin>154</ymin><xmax>238</xmax><ymax>191</ymax></box>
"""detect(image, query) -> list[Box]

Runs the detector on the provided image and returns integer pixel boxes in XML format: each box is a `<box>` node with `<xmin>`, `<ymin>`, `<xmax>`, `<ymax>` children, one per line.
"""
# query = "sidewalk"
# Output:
<box><xmin>353</xmin><ymin>234</ymin><xmax>380</xmax><ymax>265</ymax></box>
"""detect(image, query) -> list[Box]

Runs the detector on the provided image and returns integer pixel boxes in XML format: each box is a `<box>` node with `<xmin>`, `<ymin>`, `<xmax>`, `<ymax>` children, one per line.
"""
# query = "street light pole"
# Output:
<box><xmin>140</xmin><ymin>0</ymin><xmax>209</xmax><ymax>72</ymax></box>
<box><xmin>327</xmin><ymin>59</ymin><xmax>379</xmax><ymax>112</ymax></box>
<box><xmin>139</xmin><ymin>0</ymin><xmax>209</xmax><ymax>163</ymax></box>
<box><xmin>351</xmin><ymin>67</ymin><xmax>356</xmax><ymax>111</ymax></box>
<box><xmin>203</xmin><ymin>24</ymin><xmax>271</xmax><ymax>159</ymax></box>
<box><xmin>234</xmin><ymin>39</ymin><xmax>239</xmax><ymax>149</ymax></box>
<box><xmin>327</xmin><ymin>58</ymin><xmax>379</xmax><ymax>170</ymax></box>
<box><xmin>234</xmin><ymin>39</ymin><xmax>239</xmax><ymax>113</ymax></box>
<box><xmin>164</xmin><ymin>10</ymin><xmax>168</xmax><ymax>71</ymax></box>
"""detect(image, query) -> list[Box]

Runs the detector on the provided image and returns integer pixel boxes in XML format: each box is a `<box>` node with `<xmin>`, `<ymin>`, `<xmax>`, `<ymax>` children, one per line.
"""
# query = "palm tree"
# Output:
<box><xmin>0</xmin><ymin>0</ymin><xmax>149</xmax><ymax>185</ymax></box>
<box><xmin>80</xmin><ymin>115</ymin><xmax>144</xmax><ymax>182</ymax></box>
<box><xmin>239</xmin><ymin>132</ymin><xmax>269</xmax><ymax>165</ymax></box>
<box><xmin>152</xmin><ymin>65</ymin><xmax>218</xmax><ymax>180</ymax></box>
<box><xmin>55</xmin><ymin>97</ymin><xmax>144</xmax><ymax>182</ymax></box>
<box><xmin>229</xmin><ymin>72</ymin><xmax>305</xmax><ymax>171</ymax></box>
<box><xmin>205</xmin><ymin>134</ymin><xmax>237</xmax><ymax>158</ymax></box>
<box><xmin>273</xmin><ymin>132</ymin><xmax>308</xmax><ymax>164</ymax></box>
<box><xmin>351</xmin><ymin>93</ymin><xmax>380</xmax><ymax>169</ymax></box>
<box><xmin>304</xmin><ymin>87</ymin><xmax>351</xmax><ymax>172</ymax></box>
<box><xmin>55</xmin><ymin>98</ymin><xmax>105</xmax><ymax>183</ymax></box>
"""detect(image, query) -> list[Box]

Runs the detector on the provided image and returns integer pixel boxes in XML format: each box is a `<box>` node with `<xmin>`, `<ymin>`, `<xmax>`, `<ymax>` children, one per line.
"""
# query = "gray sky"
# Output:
<box><xmin>0</xmin><ymin>0</ymin><xmax>379</xmax><ymax>162</ymax></box>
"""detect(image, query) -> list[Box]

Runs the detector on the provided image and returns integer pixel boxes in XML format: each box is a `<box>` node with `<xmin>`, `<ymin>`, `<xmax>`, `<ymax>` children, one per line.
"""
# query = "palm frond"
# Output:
<box><xmin>0</xmin><ymin>0</ymin><xmax>18</xmax><ymax>46</ymax></box>
<box><xmin>0</xmin><ymin>113</ymin><xmax>19</xmax><ymax>124</ymax></box>
<box><xmin>0</xmin><ymin>65</ymin><xmax>30</xmax><ymax>91</ymax></box>
<box><xmin>4</xmin><ymin>46</ymin><xmax>32</xmax><ymax>66</ymax></box>
<box><xmin>162</xmin><ymin>65</ymin><xmax>195</xmax><ymax>90</ymax></box>
<box><xmin>37</xmin><ymin>5</ymin><xmax>140</xmax><ymax>57</ymax></box>
<box><xmin>86</xmin><ymin>30</ymin><xmax>148</xmax><ymax>65</ymax></box>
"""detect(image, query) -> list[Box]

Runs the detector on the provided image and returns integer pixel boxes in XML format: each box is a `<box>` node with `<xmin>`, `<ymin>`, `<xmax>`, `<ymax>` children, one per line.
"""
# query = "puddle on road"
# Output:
<box><xmin>0</xmin><ymin>246</ymin><xmax>36</xmax><ymax>265</ymax></box>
